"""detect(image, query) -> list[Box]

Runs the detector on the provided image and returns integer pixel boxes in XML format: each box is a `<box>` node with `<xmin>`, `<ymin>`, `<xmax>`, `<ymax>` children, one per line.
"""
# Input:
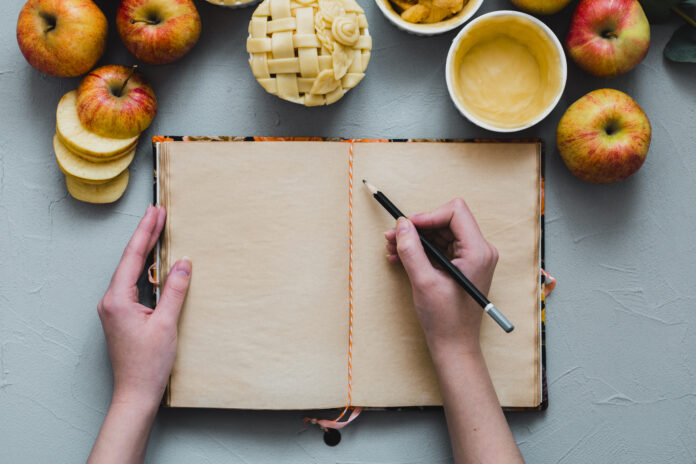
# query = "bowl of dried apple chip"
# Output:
<box><xmin>376</xmin><ymin>0</ymin><xmax>482</xmax><ymax>35</ymax></box>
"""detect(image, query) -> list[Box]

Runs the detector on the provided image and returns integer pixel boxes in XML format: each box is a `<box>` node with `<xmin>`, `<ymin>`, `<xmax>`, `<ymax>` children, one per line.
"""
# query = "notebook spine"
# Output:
<box><xmin>153</xmin><ymin>139</ymin><xmax>173</xmax><ymax>407</ymax></box>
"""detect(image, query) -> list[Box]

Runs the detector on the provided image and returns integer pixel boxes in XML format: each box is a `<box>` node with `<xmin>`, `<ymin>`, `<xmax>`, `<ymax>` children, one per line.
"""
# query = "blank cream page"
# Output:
<box><xmin>351</xmin><ymin>141</ymin><xmax>541</xmax><ymax>408</ymax></box>
<box><xmin>161</xmin><ymin>141</ymin><xmax>350</xmax><ymax>410</ymax></box>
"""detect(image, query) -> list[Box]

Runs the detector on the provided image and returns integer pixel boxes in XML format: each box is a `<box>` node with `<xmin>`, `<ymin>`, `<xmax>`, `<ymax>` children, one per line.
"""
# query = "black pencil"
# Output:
<box><xmin>363</xmin><ymin>180</ymin><xmax>514</xmax><ymax>333</ymax></box>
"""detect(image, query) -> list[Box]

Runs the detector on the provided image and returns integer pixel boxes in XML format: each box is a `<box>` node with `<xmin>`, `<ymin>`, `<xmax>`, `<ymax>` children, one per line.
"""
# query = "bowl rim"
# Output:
<box><xmin>445</xmin><ymin>10</ymin><xmax>568</xmax><ymax>133</ymax></box>
<box><xmin>206</xmin><ymin>0</ymin><xmax>261</xmax><ymax>8</ymax></box>
<box><xmin>375</xmin><ymin>0</ymin><xmax>483</xmax><ymax>36</ymax></box>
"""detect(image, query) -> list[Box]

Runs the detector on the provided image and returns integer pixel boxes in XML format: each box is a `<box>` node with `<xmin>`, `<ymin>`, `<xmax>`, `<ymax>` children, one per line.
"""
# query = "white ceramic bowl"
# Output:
<box><xmin>205</xmin><ymin>0</ymin><xmax>261</xmax><ymax>8</ymax></box>
<box><xmin>445</xmin><ymin>10</ymin><xmax>567</xmax><ymax>132</ymax></box>
<box><xmin>375</xmin><ymin>0</ymin><xmax>483</xmax><ymax>36</ymax></box>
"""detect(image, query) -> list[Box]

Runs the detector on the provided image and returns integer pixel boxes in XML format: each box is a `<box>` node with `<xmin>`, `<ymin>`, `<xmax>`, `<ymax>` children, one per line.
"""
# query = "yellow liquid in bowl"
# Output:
<box><xmin>450</xmin><ymin>16</ymin><xmax>563</xmax><ymax>130</ymax></box>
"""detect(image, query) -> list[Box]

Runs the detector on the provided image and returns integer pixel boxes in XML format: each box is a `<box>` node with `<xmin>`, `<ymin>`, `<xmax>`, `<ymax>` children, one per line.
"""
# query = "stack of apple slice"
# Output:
<box><xmin>54</xmin><ymin>65</ymin><xmax>157</xmax><ymax>204</ymax></box>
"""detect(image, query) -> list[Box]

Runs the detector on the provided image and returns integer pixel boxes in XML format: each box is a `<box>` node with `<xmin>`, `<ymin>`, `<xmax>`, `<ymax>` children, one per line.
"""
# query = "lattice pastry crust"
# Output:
<box><xmin>247</xmin><ymin>0</ymin><xmax>372</xmax><ymax>106</ymax></box>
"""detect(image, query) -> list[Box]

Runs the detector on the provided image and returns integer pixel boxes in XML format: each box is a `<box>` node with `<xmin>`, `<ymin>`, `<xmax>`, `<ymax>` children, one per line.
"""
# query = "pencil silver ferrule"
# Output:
<box><xmin>483</xmin><ymin>303</ymin><xmax>515</xmax><ymax>333</ymax></box>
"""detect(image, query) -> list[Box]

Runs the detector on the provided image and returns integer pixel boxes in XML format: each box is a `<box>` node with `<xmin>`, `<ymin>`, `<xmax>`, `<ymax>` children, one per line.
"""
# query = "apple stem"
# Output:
<box><xmin>117</xmin><ymin>65</ymin><xmax>138</xmax><ymax>97</ymax></box>
<box><xmin>130</xmin><ymin>18</ymin><xmax>157</xmax><ymax>25</ymax></box>
<box><xmin>672</xmin><ymin>7</ymin><xmax>696</xmax><ymax>29</ymax></box>
<box><xmin>44</xmin><ymin>25</ymin><xmax>55</xmax><ymax>33</ymax></box>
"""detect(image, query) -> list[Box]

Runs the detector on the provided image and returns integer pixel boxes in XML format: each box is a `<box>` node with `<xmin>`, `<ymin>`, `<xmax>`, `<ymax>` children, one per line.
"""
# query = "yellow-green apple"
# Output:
<box><xmin>16</xmin><ymin>0</ymin><xmax>107</xmax><ymax>77</ymax></box>
<box><xmin>557</xmin><ymin>89</ymin><xmax>651</xmax><ymax>184</ymax></box>
<box><xmin>76</xmin><ymin>65</ymin><xmax>157</xmax><ymax>139</ymax></box>
<box><xmin>509</xmin><ymin>0</ymin><xmax>572</xmax><ymax>15</ymax></box>
<box><xmin>116</xmin><ymin>0</ymin><xmax>201</xmax><ymax>65</ymax></box>
<box><xmin>566</xmin><ymin>0</ymin><xmax>650</xmax><ymax>78</ymax></box>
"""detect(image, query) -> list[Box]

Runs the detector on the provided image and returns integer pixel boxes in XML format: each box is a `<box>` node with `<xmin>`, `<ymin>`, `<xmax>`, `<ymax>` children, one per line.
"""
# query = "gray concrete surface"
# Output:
<box><xmin>2</xmin><ymin>0</ymin><xmax>696</xmax><ymax>462</ymax></box>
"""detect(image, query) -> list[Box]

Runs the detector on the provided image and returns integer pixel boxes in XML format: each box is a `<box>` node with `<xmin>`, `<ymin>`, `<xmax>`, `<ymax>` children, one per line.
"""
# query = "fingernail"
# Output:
<box><xmin>397</xmin><ymin>217</ymin><xmax>409</xmax><ymax>235</ymax></box>
<box><xmin>173</xmin><ymin>257</ymin><xmax>192</xmax><ymax>277</ymax></box>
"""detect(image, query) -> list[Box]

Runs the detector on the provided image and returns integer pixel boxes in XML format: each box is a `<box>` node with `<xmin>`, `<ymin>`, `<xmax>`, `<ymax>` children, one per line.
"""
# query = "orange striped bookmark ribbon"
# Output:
<box><xmin>304</xmin><ymin>139</ymin><xmax>363</xmax><ymax>431</ymax></box>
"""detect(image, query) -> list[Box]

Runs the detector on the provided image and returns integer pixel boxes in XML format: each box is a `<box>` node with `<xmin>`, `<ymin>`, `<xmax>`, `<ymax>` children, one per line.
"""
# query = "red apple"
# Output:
<box><xmin>76</xmin><ymin>65</ymin><xmax>157</xmax><ymax>139</ymax></box>
<box><xmin>509</xmin><ymin>0</ymin><xmax>573</xmax><ymax>15</ymax></box>
<box><xmin>16</xmin><ymin>0</ymin><xmax>107</xmax><ymax>77</ymax></box>
<box><xmin>557</xmin><ymin>89</ymin><xmax>651</xmax><ymax>184</ymax></box>
<box><xmin>116</xmin><ymin>0</ymin><xmax>201</xmax><ymax>65</ymax></box>
<box><xmin>566</xmin><ymin>0</ymin><xmax>650</xmax><ymax>78</ymax></box>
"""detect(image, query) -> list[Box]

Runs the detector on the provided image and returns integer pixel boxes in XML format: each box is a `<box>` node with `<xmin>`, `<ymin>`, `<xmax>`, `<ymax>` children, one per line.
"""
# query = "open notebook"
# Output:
<box><xmin>154</xmin><ymin>137</ymin><xmax>545</xmax><ymax>410</ymax></box>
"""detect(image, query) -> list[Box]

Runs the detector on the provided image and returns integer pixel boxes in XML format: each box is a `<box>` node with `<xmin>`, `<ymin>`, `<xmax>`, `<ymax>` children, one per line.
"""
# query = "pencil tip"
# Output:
<box><xmin>362</xmin><ymin>180</ymin><xmax>378</xmax><ymax>195</ymax></box>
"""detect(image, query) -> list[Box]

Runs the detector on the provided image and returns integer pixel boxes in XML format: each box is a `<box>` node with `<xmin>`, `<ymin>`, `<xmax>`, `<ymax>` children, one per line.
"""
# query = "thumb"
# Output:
<box><xmin>395</xmin><ymin>218</ymin><xmax>435</xmax><ymax>287</ymax></box>
<box><xmin>156</xmin><ymin>257</ymin><xmax>192</xmax><ymax>325</ymax></box>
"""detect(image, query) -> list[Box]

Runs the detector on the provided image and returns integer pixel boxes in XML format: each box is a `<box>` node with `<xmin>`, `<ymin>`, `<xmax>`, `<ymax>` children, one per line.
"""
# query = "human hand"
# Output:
<box><xmin>97</xmin><ymin>205</ymin><xmax>192</xmax><ymax>408</ymax></box>
<box><xmin>385</xmin><ymin>198</ymin><xmax>498</xmax><ymax>356</ymax></box>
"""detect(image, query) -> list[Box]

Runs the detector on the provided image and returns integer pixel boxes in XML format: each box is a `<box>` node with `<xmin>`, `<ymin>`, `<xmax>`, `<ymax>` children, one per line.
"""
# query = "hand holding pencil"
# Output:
<box><xmin>383</xmin><ymin>197</ymin><xmax>501</xmax><ymax>352</ymax></box>
<box><xmin>383</xmin><ymin>197</ymin><xmax>524</xmax><ymax>464</ymax></box>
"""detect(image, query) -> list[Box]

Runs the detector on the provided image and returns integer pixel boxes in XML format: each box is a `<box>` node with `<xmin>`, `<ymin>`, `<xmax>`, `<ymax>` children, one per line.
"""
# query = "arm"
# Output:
<box><xmin>87</xmin><ymin>394</ymin><xmax>158</xmax><ymax>464</ymax></box>
<box><xmin>385</xmin><ymin>198</ymin><xmax>524</xmax><ymax>464</ymax></box>
<box><xmin>88</xmin><ymin>205</ymin><xmax>192</xmax><ymax>464</ymax></box>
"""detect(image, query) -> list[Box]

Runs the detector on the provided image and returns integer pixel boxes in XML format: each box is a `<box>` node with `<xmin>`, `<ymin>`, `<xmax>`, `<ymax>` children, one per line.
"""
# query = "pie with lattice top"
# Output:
<box><xmin>247</xmin><ymin>0</ymin><xmax>372</xmax><ymax>106</ymax></box>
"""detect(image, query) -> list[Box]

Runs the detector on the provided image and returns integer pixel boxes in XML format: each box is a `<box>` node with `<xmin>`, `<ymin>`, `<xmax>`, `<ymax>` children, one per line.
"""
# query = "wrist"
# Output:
<box><xmin>111</xmin><ymin>387</ymin><xmax>162</xmax><ymax>415</ymax></box>
<box><xmin>91</xmin><ymin>387</ymin><xmax>160</xmax><ymax>464</ymax></box>
<box><xmin>426</xmin><ymin>329</ymin><xmax>480</xmax><ymax>356</ymax></box>
<box><xmin>428</xmin><ymin>336</ymin><xmax>484</xmax><ymax>371</ymax></box>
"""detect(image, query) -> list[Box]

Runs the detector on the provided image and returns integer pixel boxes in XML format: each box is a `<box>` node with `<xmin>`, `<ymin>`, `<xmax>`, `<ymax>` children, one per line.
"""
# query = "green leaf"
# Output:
<box><xmin>664</xmin><ymin>25</ymin><xmax>696</xmax><ymax>62</ymax></box>
<box><xmin>640</xmin><ymin>0</ymin><xmax>681</xmax><ymax>22</ymax></box>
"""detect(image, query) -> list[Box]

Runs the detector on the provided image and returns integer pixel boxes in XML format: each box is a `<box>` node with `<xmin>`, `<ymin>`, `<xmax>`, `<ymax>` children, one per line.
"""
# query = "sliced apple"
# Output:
<box><xmin>56</xmin><ymin>91</ymin><xmax>139</xmax><ymax>159</ymax></box>
<box><xmin>66</xmin><ymin>176</ymin><xmax>111</xmax><ymax>185</ymax></box>
<box><xmin>54</xmin><ymin>134</ymin><xmax>135</xmax><ymax>184</ymax></box>
<box><xmin>56</xmin><ymin>130</ymin><xmax>137</xmax><ymax>163</ymax></box>
<box><xmin>65</xmin><ymin>168</ymin><xmax>130</xmax><ymax>204</ymax></box>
